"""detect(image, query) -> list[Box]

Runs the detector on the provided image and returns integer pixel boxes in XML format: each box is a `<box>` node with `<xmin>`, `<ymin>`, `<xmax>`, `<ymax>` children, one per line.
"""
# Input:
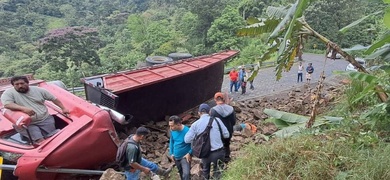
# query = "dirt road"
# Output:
<box><xmin>221</xmin><ymin>53</ymin><xmax>349</xmax><ymax>101</ymax></box>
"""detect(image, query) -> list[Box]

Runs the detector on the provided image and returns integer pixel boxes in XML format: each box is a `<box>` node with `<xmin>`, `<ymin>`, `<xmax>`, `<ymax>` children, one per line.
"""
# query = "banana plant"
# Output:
<box><xmin>237</xmin><ymin>0</ymin><xmax>389</xmax><ymax>126</ymax></box>
<box><xmin>237</xmin><ymin>0</ymin><xmax>370</xmax><ymax>77</ymax></box>
<box><xmin>264</xmin><ymin>108</ymin><xmax>343</xmax><ymax>138</ymax></box>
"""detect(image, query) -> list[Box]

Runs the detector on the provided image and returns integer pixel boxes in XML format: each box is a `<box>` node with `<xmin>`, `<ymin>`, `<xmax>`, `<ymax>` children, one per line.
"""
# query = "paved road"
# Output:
<box><xmin>221</xmin><ymin>53</ymin><xmax>350</xmax><ymax>101</ymax></box>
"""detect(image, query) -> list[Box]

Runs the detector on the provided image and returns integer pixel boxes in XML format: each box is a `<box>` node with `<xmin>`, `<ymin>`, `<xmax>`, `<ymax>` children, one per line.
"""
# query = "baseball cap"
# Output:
<box><xmin>198</xmin><ymin>103</ymin><xmax>210</xmax><ymax>113</ymax></box>
<box><xmin>233</xmin><ymin>124</ymin><xmax>243</xmax><ymax>131</ymax></box>
<box><xmin>214</xmin><ymin>92</ymin><xmax>224</xmax><ymax>100</ymax></box>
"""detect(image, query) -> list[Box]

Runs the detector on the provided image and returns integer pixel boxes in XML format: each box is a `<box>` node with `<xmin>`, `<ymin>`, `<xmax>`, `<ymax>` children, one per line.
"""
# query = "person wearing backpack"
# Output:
<box><xmin>184</xmin><ymin>103</ymin><xmax>229</xmax><ymax>180</ymax></box>
<box><xmin>168</xmin><ymin>115</ymin><xmax>192</xmax><ymax>180</ymax></box>
<box><xmin>210</xmin><ymin>92</ymin><xmax>236</xmax><ymax>163</ymax></box>
<box><xmin>123</xmin><ymin>127</ymin><xmax>172</xmax><ymax>180</ymax></box>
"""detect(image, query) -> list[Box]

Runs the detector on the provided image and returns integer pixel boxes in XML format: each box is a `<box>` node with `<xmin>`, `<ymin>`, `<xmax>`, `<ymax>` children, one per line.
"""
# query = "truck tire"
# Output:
<box><xmin>168</xmin><ymin>53</ymin><xmax>193</xmax><ymax>61</ymax></box>
<box><xmin>145</xmin><ymin>56</ymin><xmax>173</xmax><ymax>66</ymax></box>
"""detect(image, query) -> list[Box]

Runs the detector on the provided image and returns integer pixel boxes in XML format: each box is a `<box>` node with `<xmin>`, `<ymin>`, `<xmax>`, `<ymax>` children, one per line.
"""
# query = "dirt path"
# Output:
<box><xmin>221</xmin><ymin>53</ymin><xmax>349</xmax><ymax>101</ymax></box>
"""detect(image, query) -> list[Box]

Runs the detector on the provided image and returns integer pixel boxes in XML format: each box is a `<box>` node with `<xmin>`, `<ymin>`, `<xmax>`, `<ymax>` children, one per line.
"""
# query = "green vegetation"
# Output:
<box><xmin>224</xmin><ymin>66</ymin><xmax>390</xmax><ymax>179</ymax></box>
<box><xmin>224</xmin><ymin>134</ymin><xmax>390</xmax><ymax>180</ymax></box>
<box><xmin>0</xmin><ymin>0</ymin><xmax>384</xmax><ymax>87</ymax></box>
<box><xmin>223</xmin><ymin>0</ymin><xmax>390</xmax><ymax>179</ymax></box>
<box><xmin>1</xmin><ymin>0</ymin><xmax>389</xmax><ymax>179</ymax></box>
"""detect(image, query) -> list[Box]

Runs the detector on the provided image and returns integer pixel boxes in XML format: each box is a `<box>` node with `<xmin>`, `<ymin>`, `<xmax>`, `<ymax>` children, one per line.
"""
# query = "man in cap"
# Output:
<box><xmin>184</xmin><ymin>104</ymin><xmax>229</xmax><ymax>179</ymax></box>
<box><xmin>124</xmin><ymin>127</ymin><xmax>172</xmax><ymax>180</ymax></box>
<box><xmin>210</xmin><ymin>92</ymin><xmax>236</xmax><ymax>162</ymax></box>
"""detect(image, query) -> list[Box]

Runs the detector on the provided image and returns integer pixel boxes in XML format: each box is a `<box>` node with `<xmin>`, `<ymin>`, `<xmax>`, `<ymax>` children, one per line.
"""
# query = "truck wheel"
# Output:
<box><xmin>168</xmin><ymin>53</ymin><xmax>193</xmax><ymax>61</ymax></box>
<box><xmin>145</xmin><ymin>56</ymin><xmax>173</xmax><ymax>66</ymax></box>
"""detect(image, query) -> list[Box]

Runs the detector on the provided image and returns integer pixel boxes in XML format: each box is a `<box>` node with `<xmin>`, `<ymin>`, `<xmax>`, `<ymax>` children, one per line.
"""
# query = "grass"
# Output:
<box><xmin>223</xmin><ymin>130</ymin><xmax>390</xmax><ymax>180</ymax></box>
<box><xmin>223</xmin><ymin>78</ymin><xmax>390</xmax><ymax>180</ymax></box>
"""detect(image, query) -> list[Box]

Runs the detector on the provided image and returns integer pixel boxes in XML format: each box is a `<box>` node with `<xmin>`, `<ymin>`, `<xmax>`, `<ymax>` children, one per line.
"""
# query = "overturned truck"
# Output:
<box><xmin>0</xmin><ymin>50</ymin><xmax>238</xmax><ymax>179</ymax></box>
<box><xmin>81</xmin><ymin>50</ymin><xmax>239</xmax><ymax>124</ymax></box>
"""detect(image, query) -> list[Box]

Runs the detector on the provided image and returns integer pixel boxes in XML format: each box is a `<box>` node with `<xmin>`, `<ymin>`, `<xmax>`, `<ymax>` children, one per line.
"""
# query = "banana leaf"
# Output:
<box><xmin>237</xmin><ymin>18</ymin><xmax>281</xmax><ymax>37</ymax></box>
<box><xmin>365</xmin><ymin>44</ymin><xmax>390</xmax><ymax>60</ymax></box>
<box><xmin>322</xmin><ymin>116</ymin><xmax>344</xmax><ymax>124</ymax></box>
<box><xmin>264</xmin><ymin>109</ymin><xmax>344</xmax><ymax>138</ymax></box>
<box><xmin>273</xmin><ymin>120</ymin><xmax>327</xmax><ymax>138</ymax></box>
<box><xmin>265</xmin><ymin>117</ymin><xmax>291</xmax><ymax>128</ymax></box>
<box><xmin>385</xmin><ymin>6</ymin><xmax>390</xmax><ymax>28</ymax></box>
<box><xmin>264</xmin><ymin>108</ymin><xmax>308</xmax><ymax>123</ymax></box>
<box><xmin>339</xmin><ymin>11</ymin><xmax>382</xmax><ymax>33</ymax></box>
<box><xmin>268</xmin><ymin>4</ymin><xmax>296</xmax><ymax>40</ymax></box>
<box><xmin>266</xmin><ymin>5</ymin><xmax>290</xmax><ymax>18</ymax></box>
<box><xmin>246</xmin><ymin>17</ymin><xmax>261</xmax><ymax>25</ymax></box>
<box><xmin>342</xmin><ymin>44</ymin><xmax>371</xmax><ymax>52</ymax></box>
<box><xmin>365</xmin><ymin>31</ymin><xmax>390</xmax><ymax>54</ymax></box>
<box><xmin>380</xmin><ymin>65</ymin><xmax>390</xmax><ymax>73</ymax></box>
<box><xmin>344</xmin><ymin>71</ymin><xmax>378</xmax><ymax>84</ymax></box>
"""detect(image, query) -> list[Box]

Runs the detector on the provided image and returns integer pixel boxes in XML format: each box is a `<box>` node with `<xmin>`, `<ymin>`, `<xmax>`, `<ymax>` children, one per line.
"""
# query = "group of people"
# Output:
<box><xmin>297</xmin><ymin>62</ymin><xmax>314</xmax><ymax>84</ymax></box>
<box><xmin>0</xmin><ymin>75</ymin><xmax>244</xmax><ymax>180</ymax></box>
<box><xmin>124</xmin><ymin>92</ymin><xmax>236</xmax><ymax>180</ymax></box>
<box><xmin>229</xmin><ymin>66</ymin><xmax>255</xmax><ymax>95</ymax></box>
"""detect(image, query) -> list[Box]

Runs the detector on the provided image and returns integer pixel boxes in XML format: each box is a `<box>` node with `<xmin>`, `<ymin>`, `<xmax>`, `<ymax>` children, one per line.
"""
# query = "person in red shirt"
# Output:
<box><xmin>229</xmin><ymin>67</ymin><xmax>239</xmax><ymax>93</ymax></box>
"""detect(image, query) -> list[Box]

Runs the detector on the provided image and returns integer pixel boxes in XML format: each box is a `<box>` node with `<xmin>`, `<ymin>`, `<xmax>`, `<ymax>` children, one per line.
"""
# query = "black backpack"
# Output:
<box><xmin>116</xmin><ymin>136</ymin><xmax>139</xmax><ymax>168</ymax></box>
<box><xmin>191</xmin><ymin>117</ymin><xmax>214</xmax><ymax>158</ymax></box>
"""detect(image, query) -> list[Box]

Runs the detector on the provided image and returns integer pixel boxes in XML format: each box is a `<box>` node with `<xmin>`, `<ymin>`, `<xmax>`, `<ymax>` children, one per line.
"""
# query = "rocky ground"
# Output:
<box><xmin>101</xmin><ymin>53</ymin><xmax>350</xmax><ymax>179</ymax></box>
<box><xmin>100</xmin><ymin>73</ymin><xmax>347</xmax><ymax>180</ymax></box>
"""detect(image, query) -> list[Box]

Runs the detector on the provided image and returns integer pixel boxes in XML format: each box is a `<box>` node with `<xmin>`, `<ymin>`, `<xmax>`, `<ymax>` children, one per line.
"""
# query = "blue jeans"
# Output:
<box><xmin>297</xmin><ymin>72</ymin><xmax>303</xmax><ymax>82</ymax></box>
<box><xmin>124</xmin><ymin>158</ymin><xmax>159</xmax><ymax>180</ymax></box>
<box><xmin>229</xmin><ymin>81</ymin><xmax>238</xmax><ymax>92</ymax></box>
<box><xmin>175</xmin><ymin>158</ymin><xmax>191</xmax><ymax>180</ymax></box>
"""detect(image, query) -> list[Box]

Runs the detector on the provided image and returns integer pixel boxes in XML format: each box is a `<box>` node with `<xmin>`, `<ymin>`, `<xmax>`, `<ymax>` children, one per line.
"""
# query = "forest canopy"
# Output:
<box><xmin>0</xmin><ymin>0</ymin><xmax>384</xmax><ymax>86</ymax></box>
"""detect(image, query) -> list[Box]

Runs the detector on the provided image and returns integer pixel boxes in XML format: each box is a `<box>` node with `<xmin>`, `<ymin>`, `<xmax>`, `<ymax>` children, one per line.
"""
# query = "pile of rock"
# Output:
<box><xmin>104</xmin><ymin>82</ymin><xmax>343</xmax><ymax>179</ymax></box>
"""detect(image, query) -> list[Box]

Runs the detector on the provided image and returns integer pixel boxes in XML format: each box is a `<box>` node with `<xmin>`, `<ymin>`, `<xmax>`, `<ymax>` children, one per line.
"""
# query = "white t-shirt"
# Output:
<box><xmin>298</xmin><ymin>65</ymin><xmax>304</xmax><ymax>73</ymax></box>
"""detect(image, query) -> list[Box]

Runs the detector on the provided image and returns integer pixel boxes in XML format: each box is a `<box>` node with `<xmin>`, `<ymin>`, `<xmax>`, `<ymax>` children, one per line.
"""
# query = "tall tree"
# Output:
<box><xmin>179</xmin><ymin>0</ymin><xmax>229</xmax><ymax>47</ymax></box>
<box><xmin>38</xmin><ymin>26</ymin><xmax>101</xmax><ymax>72</ymax></box>
<box><xmin>207</xmin><ymin>5</ymin><xmax>246</xmax><ymax>51</ymax></box>
<box><xmin>304</xmin><ymin>0</ymin><xmax>379</xmax><ymax>49</ymax></box>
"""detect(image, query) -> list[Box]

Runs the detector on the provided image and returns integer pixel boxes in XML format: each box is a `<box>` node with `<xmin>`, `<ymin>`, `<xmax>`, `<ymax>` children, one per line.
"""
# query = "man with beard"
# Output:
<box><xmin>1</xmin><ymin>75</ymin><xmax>70</xmax><ymax>143</ymax></box>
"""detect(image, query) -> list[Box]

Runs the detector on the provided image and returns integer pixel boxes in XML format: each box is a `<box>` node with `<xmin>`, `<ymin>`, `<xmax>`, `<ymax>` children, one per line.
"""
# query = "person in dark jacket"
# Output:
<box><xmin>210</xmin><ymin>92</ymin><xmax>236</xmax><ymax>162</ymax></box>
